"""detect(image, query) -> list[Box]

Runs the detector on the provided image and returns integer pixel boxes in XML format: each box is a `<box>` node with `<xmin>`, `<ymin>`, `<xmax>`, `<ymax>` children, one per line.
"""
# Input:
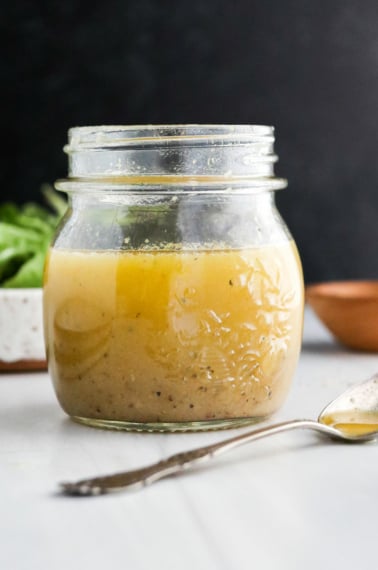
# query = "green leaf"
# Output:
<box><xmin>0</xmin><ymin>247</ymin><xmax>33</xmax><ymax>282</ymax></box>
<box><xmin>0</xmin><ymin>186</ymin><xmax>66</xmax><ymax>288</ymax></box>
<box><xmin>0</xmin><ymin>203</ymin><xmax>20</xmax><ymax>224</ymax></box>
<box><xmin>0</xmin><ymin>222</ymin><xmax>44</xmax><ymax>249</ymax></box>
<box><xmin>2</xmin><ymin>250</ymin><xmax>47</xmax><ymax>288</ymax></box>
<box><xmin>13</xmin><ymin>211</ymin><xmax>55</xmax><ymax>236</ymax></box>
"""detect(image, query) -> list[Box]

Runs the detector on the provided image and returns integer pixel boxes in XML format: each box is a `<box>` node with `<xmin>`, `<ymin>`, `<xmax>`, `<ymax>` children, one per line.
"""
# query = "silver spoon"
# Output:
<box><xmin>60</xmin><ymin>372</ymin><xmax>378</xmax><ymax>496</ymax></box>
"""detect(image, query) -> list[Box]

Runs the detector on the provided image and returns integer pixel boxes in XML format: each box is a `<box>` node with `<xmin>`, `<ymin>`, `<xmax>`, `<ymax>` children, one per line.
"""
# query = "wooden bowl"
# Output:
<box><xmin>306</xmin><ymin>281</ymin><xmax>378</xmax><ymax>351</ymax></box>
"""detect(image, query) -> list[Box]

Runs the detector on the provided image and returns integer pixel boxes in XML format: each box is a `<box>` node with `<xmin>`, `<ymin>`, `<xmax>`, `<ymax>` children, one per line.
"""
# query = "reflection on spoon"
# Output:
<box><xmin>60</xmin><ymin>373</ymin><xmax>378</xmax><ymax>496</ymax></box>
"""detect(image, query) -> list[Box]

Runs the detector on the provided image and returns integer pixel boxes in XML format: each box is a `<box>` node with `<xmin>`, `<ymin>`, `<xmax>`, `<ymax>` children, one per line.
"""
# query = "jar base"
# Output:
<box><xmin>72</xmin><ymin>415</ymin><xmax>269</xmax><ymax>433</ymax></box>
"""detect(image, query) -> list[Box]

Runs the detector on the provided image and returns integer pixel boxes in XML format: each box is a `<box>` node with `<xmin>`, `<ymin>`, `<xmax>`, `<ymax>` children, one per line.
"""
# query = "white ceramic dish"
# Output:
<box><xmin>0</xmin><ymin>288</ymin><xmax>46</xmax><ymax>371</ymax></box>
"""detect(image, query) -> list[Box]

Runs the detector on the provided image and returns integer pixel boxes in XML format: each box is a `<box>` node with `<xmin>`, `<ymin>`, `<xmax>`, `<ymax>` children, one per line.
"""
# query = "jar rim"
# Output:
<box><xmin>60</xmin><ymin>124</ymin><xmax>287</xmax><ymax>192</ymax></box>
<box><xmin>65</xmin><ymin>124</ymin><xmax>275</xmax><ymax>152</ymax></box>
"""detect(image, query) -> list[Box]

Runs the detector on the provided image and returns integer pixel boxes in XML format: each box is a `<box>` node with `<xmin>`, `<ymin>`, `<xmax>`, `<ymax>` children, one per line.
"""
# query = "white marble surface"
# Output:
<box><xmin>1</xmin><ymin>307</ymin><xmax>377</xmax><ymax>570</ymax></box>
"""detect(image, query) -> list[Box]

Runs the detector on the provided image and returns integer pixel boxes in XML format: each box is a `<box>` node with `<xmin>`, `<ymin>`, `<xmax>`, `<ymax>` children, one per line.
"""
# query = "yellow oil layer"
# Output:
<box><xmin>43</xmin><ymin>242</ymin><xmax>304</xmax><ymax>423</ymax></box>
<box><xmin>321</xmin><ymin>411</ymin><xmax>378</xmax><ymax>436</ymax></box>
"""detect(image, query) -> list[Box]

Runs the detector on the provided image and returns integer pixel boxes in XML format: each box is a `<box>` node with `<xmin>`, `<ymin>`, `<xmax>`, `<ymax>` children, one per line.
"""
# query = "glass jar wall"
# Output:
<box><xmin>43</xmin><ymin>125</ymin><xmax>304</xmax><ymax>431</ymax></box>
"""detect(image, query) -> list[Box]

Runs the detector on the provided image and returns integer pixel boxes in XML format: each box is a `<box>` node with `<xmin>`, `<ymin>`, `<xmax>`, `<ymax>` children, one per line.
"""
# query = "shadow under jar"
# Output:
<box><xmin>43</xmin><ymin>125</ymin><xmax>304</xmax><ymax>432</ymax></box>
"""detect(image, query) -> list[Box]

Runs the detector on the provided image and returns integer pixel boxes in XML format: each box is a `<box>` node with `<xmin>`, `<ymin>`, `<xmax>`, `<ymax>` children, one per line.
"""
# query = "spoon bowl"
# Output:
<box><xmin>318</xmin><ymin>373</ymin><xmax>378</xmax><ymax>437</ymax></box>
<box><xmin>60</xmin><ymin>373</ymin><xmax>378</xmax><ymax>496</ymax></box>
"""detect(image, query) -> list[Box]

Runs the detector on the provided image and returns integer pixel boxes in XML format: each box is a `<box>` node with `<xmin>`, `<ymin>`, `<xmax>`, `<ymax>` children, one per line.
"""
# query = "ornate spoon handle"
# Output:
<box><xmin>60</xmin><ymin>419</ymin><xmax>353</xmax><ymax>496</ymax></box>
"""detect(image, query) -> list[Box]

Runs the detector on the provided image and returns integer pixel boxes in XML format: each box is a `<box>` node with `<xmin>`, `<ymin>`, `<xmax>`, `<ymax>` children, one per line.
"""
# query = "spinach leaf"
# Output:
<box><xmin>0</xmin><ymin>186</ymin><xmax>66</xmax><ymax>288</ymax></box>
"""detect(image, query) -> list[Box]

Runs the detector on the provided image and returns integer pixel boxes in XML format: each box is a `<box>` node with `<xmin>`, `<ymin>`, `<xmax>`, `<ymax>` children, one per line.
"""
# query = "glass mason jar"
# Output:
<box><xmin>43</xmin><ymin>125</ymin><xmax>304</xmax><ymax>432</ymax></box>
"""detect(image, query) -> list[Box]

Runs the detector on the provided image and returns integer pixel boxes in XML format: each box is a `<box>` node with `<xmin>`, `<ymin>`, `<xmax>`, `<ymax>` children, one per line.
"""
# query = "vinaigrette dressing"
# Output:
<box><xmin>43</xmin><ymin>241</ymin><xmax>303</xmax><ymax>426</ymax></box>
<box><xmin>321</xmin><ymin>410</ymin><xmax>378</xmax><ymax>436</ymax></box>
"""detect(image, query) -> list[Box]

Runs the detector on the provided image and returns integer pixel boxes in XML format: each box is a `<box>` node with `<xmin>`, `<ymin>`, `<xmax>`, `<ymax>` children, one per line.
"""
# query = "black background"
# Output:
<box><xmin>3</xmin><ymin>0</ymin><xmax>378</xmax><ymax>283</ymax></box>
